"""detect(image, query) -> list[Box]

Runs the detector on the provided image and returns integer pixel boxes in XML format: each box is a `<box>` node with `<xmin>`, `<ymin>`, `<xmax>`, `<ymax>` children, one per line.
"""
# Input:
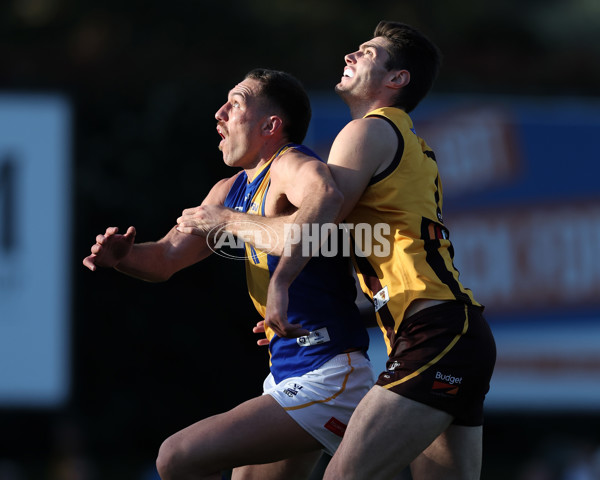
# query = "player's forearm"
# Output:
<box><xmin>115</xmin><ymin>226</ymin><xmax>213</xmax><ymax>282</ymax></box>
<box><xmin>271</xmin><ymin>183</ymin><xmax>343</xmax><ymax>285</ymax></box>
<box><xmin>223</xmin><ymin>183</ymin><xmax>343</xmax><ymax>261</ymax></box>
<box><xmin>113</xmin><ymin>242</ymin><xmax>174</xmax><ymax>282</ymax></box>
<box><xmin>219</xmin><ymin>209</ymin><xmax>297</xmax><ymax>256</ymax></box>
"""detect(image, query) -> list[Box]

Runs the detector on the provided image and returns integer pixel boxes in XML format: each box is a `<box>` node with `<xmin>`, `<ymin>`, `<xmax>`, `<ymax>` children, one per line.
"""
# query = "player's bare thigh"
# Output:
<box><xmin>156</xmin><ymin>394</ymin><xmax>322</xmax><ymax>479</ymax></box>
<box><xmin>323</xmin><ymin>386</ymin><xmax>453</xmax><ymax>480</ymax></box>
<box><xmin>410</xmin><ymin>424</ymin><xmax>483</xmax><ymax>480</ymax></box>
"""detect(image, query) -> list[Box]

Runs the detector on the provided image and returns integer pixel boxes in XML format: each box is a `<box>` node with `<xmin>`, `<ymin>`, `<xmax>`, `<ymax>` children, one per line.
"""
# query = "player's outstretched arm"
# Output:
<box><xmin>82</xmin><ymin>225</ymin><xmax>212</xmax><ymax>282</ymax></box>
<box><xmin>82</xmin><ymin>176</ymin><xmax>237</xmax><ymax>282</ymax></box>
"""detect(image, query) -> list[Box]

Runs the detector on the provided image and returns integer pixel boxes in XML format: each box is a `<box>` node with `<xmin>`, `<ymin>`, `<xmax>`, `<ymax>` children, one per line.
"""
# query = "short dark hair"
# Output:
<box><xmin>374</xmin><ymin>21</ymin><xmax>442</xmax><ymax>113</ymax></box>
<box><xmin>245</xmin><ymin>68</ymin><xmax>311</xmax><ymax>144</ymax></box>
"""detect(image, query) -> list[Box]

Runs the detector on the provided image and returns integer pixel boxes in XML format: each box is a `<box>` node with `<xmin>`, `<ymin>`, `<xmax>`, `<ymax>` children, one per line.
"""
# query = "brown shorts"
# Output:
<box><xmin>375</xmin><ymin>301</ymin><xmax>496</xmax><ymax>426</ymax></box>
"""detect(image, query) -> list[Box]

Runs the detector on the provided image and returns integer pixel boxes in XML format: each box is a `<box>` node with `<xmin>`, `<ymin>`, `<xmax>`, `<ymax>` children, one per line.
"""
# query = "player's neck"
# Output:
<box><xmin>348</xmin><ymin>98</ymin><xmax>394</xmax><ymax>119</ymax></box>
<box><xmin>244</xmin><ymin>139</ymin><xmax>291</xmax><ymax>180</ymax></box>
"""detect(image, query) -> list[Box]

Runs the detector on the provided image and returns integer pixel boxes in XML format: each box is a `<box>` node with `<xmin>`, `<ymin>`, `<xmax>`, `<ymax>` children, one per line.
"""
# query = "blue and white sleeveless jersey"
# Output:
<box><xmin>224</xmin><ymin>143</ymin><xmax>369</xmax><ymax>382</ymax></box>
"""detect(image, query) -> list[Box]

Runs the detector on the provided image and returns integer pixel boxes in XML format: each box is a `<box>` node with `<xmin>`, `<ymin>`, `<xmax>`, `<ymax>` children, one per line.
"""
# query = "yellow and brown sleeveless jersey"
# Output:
<box><xmin>346</xmin><ymin>107</ymin><xmax>481</xmax><ymax>354</ymax></box>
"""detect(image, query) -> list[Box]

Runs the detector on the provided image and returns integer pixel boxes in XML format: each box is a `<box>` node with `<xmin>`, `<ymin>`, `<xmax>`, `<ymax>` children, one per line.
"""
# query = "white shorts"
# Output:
<box><xmin>263</xmin><ymin>351</ymin><xmax>375</xmax><ymax>456</ymax></box>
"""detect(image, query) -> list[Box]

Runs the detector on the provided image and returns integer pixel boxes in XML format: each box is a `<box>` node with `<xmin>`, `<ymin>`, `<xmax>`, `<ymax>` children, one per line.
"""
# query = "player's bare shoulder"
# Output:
<box><xmin>329</xmin><ymin>117</ymin><xmax>397</xmax><ymax>177</ymax></box>
<box><xmin>268</xmin><ymin>147</ymin><xmax>330</xmax><ymax>214</ymax></box>
<box><xmin>270</xmin><ymin>147</ymin><xmax>321</xmax><ymax>185</ymax></box>
<box><xmin>343</xmin><ymin>116</ymin><xmax>397</xmax><ymax>152</ymax></box>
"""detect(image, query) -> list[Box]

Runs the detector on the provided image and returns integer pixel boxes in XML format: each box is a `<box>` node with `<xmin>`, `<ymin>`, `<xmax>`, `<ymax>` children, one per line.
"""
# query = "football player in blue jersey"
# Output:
<box><xmin>83</xmin><ymin>68</ymin><xmax>374</xmax><ymax>480</ymax></box>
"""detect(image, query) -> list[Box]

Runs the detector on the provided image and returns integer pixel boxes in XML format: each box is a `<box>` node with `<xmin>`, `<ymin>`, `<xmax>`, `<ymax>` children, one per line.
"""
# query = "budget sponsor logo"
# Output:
<box><xmin>435</xmin><ymin>371</ymin><xmax>463</xmax><ymax>385</ymax></box>
<box><xmin>431</xmin><ymin>371</ymin><xmax>463</xmax><ymax>396</ymax></box>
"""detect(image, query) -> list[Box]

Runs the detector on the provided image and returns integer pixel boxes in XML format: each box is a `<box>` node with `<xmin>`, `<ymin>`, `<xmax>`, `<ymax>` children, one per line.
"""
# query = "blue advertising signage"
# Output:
<box><xmin>0</xmin><ymin>94</ymin><xmax>72</xmax><ymax>407</ymax></box>
<box><xmin>307</xmin><ymin>94</ymin><xmax>600</xmax><ymax>411</ymax></box>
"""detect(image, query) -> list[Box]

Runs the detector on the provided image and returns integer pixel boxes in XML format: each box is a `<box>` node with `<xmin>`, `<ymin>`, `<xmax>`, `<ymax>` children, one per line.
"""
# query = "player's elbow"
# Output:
<box><xmin>144</xmin><ymin>272</ymin><xmax>174</xmax><ymax>283</ymax></box>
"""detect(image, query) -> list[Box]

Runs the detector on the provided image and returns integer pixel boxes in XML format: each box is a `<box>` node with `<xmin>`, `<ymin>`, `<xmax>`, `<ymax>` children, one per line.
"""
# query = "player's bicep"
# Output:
<box><xmin>288</xmin><ymin>159</ymin><xmax>339</xmax><ymax>208</ymax></box>
<box><xmin>272</xmin><ymin>152</ymin><xmax>339</xmax><ymax>209</ymax></box>
<box><xmin>326</xmin><ymin>126</ymin><xmax>378</xmax><ymax>221</ymax></box>
<box><xmin>327</xmin><ymin>119</ymin><xmax>397</xmax><ymax>221</ymax></box>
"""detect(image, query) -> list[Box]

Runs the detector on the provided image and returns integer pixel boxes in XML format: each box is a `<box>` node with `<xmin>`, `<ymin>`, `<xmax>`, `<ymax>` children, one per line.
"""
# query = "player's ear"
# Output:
<box><xmin>262</xmin><ymin>115</ymin><xmax>283</xmax><ymax>136</ymax></box>
<box><xmin>388</xmin><ymin>69</ymin><xmax>410</xmax><ymax>90</ymax></box>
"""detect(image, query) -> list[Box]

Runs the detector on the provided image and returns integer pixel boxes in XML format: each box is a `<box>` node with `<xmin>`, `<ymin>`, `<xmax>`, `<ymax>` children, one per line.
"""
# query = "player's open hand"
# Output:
<box><xmin>252</xmin><ymin>321</ymin><xmax>270</xmax><ymax>347</ymax></box>
<box><xmin>264</xmin><ymin>280</ymin><xmax>309</xmax><ymax>339</ymax></box>
<box><xmin>82</xmin><ymin>226</ymin><xmax>136</xmax><ymax>271</ymax></box>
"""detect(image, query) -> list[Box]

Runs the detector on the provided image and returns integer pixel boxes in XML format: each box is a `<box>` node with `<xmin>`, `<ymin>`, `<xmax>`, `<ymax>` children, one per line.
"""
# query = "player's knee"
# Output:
<box><xmin>156</xmin><ymin>435</ymin><xmax>186</xmax><ymax>480</ymax></box>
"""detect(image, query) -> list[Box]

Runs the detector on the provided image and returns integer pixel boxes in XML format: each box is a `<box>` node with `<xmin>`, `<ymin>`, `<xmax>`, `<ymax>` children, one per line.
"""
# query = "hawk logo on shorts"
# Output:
<box><xmin>387</xmin><ymin>360</ymin><xmax>402</xmax><ymax>371</ymax></box>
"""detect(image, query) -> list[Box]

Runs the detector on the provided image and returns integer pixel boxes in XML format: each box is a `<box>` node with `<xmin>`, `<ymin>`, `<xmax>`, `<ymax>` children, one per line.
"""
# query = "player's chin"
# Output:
<box><xmin>334</xmin><ymin>83</ymin><xmax>344</xmax><ymax>93</ymax></box>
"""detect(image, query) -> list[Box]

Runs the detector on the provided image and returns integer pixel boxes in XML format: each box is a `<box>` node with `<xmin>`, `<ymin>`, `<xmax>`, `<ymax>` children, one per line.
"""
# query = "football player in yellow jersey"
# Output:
<box><xmin>186</xmin><ymin>22</ymin><xmax>496</xmax><ymax>480</ymax></box>
<box><xmin>82</xmin><ymin>69</ymin><xmax>374</xmax><ymax>479</ymax></box>
<box><xmin>322</xmin><ymin>21</ymin><xmax>496</xmax><ymax>480</ymax></box>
